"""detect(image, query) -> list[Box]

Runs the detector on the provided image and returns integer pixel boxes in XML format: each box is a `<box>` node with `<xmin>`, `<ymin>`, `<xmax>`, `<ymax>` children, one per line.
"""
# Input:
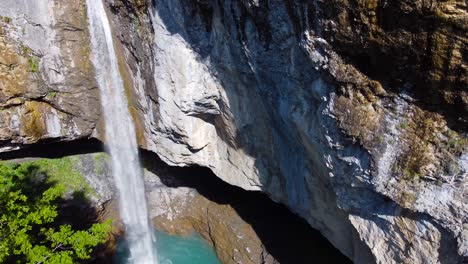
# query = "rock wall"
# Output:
<box><xmin>0</xmin><ymin>0</ymin><xmax>466</xmax><ymax>263</ymax></box>
<box><xmin>0</xmin><ymin>0</ymin><xmax>99</xmax><ymax>150</ymax></box>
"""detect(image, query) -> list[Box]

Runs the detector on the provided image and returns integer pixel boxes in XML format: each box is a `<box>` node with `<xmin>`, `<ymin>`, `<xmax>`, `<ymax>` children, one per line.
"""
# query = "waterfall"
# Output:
<box><xmin>85</xmin><ymin>1</ymin><xmax>157</xmax><ymax>263</ymax></box>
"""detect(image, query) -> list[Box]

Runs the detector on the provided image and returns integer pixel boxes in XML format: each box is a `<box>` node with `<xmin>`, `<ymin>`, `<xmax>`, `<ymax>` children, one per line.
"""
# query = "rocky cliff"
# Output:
<box><xmin>0</xmin><ymin>0</ymin><xmax>466</xmax><ymax>263</ymax></box>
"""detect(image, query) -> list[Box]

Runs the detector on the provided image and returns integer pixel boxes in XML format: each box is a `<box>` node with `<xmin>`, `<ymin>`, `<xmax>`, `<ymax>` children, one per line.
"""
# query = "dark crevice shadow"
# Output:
<box><xmin>141</xmin><ymin>150</ymin><xmax>352</xmax><ymax>264</ymax></box>
<box><xmin>0</xmin><ymin>138</ymin><xmax>104</xmax><ymax>160</ymax></box>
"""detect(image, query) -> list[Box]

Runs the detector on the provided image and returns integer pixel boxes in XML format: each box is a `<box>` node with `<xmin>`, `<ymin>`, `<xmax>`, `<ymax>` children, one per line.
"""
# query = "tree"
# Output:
<box><xmin>0</xmin><ymin>163</ymin><xmax>112</xmax><ymax>264</ymax></box>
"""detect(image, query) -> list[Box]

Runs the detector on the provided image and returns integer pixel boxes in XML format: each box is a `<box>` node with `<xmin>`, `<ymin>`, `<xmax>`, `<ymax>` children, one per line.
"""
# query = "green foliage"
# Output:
<box><xmin>398</xmin><ymin>121</ymin><xmax>409</xmax><ymax>130</ymax></box>
<box><xmin>20</xmin><ymin>45</ymin><xmax>33</xmax><ymax>56</ymax></box>
<box><xmin>0</xmin><ymin>163</ymin><xmax>112</xmax><ymax>264</ymax></box>
<box><xmin>444</xmin><ymin>129</ymin><xmax>468</xmax><ymax>154</ymax></box>
<box><xmin>28</xmin><ymin>57</ymin><xmax>39</xmax><ymax>73</ymax></box>
<box><xmin>20</xmin><ymin>45</ymin><xmax>41</xmax><ymax>73</ymax></box>
<box><xmin>46</xmin><ymin>91</ymin><xmax>57</xmax><ymax>98</ymax></box>
<box><xmin>403</xmin><ymin>168</ymin><xmax>420</xmax><ymax>182</ymax></box>
<box><xmin>0</xmin><ymin>16</ymin><xmax>11</xmax><ymax>23</ymax></box>
<box><xmin>92</xmin><ymin>153</ymin><xmax>108</xmax><ymax>176</ymax></box>
<box><xmin>24</xmin><ymin>157</ymin><xmax>95</xmax><ymax>198</ymax></box>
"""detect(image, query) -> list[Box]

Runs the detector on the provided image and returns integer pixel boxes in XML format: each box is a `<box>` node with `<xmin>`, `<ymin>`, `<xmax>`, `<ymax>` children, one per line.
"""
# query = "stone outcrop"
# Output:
<box><xmin>320</xmin><ymin>0</ymin><xmax>468</xmax><ymax>130</ymax></box>
<box><xmin>0</xmin><ymin>0</ymin><xmax>99</xmax><ymax>151</ymax></box>
<box><xmin>0</xmin><ymin>1</ymin><xmax>467</xmax><ymax>263</ymax></box>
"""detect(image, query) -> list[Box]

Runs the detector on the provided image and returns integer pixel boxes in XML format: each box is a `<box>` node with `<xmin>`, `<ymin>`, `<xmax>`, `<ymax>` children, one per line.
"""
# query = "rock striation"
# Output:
<box><xmin>0</xmin><ymin>0</ymin><xmax>467</xmax><ymax>263</ymax></box>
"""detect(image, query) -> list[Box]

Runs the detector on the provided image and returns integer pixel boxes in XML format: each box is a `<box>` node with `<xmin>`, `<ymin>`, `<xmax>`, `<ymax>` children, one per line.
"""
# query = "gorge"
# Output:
<box><xmin>0</xmin><ymin>0</ymin><xmax>467</xmax><ymax>264</ymax></box>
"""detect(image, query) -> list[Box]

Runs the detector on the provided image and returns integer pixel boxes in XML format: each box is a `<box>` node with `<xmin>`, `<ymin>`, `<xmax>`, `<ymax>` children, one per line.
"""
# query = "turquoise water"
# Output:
<box><xmin>116</xmin><ymin>230</ymin><xmax>222</xmax><ymax>264</ymax></box>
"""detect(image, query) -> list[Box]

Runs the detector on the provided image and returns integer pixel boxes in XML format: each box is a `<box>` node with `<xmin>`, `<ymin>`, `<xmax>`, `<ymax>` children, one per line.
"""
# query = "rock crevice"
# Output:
<box><xmin>0</xmin><ymin>1</ymin><xmax>466</xmax><ymax>263</ymax></box>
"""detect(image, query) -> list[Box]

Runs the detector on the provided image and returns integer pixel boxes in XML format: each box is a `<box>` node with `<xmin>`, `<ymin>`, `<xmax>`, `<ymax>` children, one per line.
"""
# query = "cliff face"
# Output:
<box><xmin>0</xmin><ymin>0</ymin><xmax>99</xmax><ymax>149</ymax></box>
<box><xmin>320</xmin><ymin>0</ymin><xmax>467</xmax><ymax>130</ymax></box>
<box><xmin>0</xmin><ymin>1</ymin><xmax>466</xmax><ymax>263</ymax></box>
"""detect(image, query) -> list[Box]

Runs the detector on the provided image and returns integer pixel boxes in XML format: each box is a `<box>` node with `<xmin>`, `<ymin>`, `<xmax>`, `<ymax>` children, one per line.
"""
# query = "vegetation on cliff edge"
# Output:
<box><xmin>0</xmin><ymin>163</ymin><xmax>111</xmax><ymax>263</ymax></box>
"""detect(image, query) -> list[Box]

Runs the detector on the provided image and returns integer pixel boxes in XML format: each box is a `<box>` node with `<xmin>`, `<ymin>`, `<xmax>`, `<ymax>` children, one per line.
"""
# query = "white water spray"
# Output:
<box><xmin>85</xmin><ymin>1</ymin><xmax>156</xmax><ymax>263</ymax></box>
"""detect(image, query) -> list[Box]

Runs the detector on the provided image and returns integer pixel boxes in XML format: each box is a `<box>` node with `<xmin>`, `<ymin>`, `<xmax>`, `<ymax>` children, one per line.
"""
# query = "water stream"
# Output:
<box><xmin>117</xmin><ymin>230</ymin><xmax>222</xmax><ymax>264</ymax></box>
<box><xmin>85</xmin><ymin>1</ymin><xmax>157</xmax><ymax>263</ymax></box>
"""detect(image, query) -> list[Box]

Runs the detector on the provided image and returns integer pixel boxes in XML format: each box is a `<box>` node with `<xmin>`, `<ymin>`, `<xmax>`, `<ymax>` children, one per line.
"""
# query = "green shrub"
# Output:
<box><xmin>0</xmin><ymin>163</ymin><xmax>112</xmax><ymax>264</ymax></box>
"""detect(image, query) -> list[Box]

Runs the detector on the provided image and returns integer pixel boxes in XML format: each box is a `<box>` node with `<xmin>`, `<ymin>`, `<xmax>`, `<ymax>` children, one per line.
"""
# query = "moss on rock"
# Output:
<box><xmin>1</xmin><ymin>157</ymin><xmax>96</xmax><ymax>200</ymax></box>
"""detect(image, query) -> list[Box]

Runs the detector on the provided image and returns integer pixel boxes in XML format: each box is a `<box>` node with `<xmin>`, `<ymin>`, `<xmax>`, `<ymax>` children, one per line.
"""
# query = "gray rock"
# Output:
<box><xmin>0</xmin><ymin>0</ymin><xmax>466</xmax><ymax>263</ymax></box>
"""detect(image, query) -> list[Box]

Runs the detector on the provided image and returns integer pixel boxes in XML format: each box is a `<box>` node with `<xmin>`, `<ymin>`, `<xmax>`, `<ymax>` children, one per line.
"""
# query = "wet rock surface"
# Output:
<box><xmin>0</xmin><ymin>1</ymin><xmax>467</xmax><ymax>263</ymax></box>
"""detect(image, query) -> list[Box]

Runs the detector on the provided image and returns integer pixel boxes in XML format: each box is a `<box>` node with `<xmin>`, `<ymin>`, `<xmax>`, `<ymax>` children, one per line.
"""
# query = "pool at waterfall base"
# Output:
<box><xmin>116</xmin><ymin>230</ymin><xmax>222</xmax><ymax>264</ymax></box>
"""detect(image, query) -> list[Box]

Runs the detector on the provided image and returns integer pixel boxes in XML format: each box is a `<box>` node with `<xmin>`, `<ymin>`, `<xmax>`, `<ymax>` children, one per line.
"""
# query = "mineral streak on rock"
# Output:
<box><xmin>0</xmin><ymin>0</ymin><xmax>466</xmax><ymax>263</ymax></box>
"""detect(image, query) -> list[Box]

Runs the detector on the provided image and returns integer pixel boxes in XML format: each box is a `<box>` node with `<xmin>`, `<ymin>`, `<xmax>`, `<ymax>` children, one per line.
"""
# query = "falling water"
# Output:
<box><xmin>85</xmin><ymin>1</ymin><xmax>156</xmax><ymax>263</ymax></box>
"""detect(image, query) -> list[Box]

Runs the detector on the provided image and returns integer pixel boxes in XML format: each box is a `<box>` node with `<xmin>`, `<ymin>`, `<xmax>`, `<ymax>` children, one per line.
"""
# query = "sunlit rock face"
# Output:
<box><xmin>0</xmin><ymin>1</ymin><xmax>467</xmax><ymax>263</ymax></box>
<box><xmin>0</xmin><ymin>0</ymin><xmax>99</xmax><ymax>150</ymax></box>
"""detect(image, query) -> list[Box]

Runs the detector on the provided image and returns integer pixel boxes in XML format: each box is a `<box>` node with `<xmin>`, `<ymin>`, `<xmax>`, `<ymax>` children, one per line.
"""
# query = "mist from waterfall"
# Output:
<box><xmin>85</xmin><ymin>1</ymin><xmax>157</xmax><ymax>263</ymax></box>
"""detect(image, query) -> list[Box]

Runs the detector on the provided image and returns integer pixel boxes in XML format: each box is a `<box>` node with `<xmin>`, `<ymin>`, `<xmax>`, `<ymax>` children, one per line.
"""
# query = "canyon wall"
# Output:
<box><xmin>0</xmin><ymin>0</ymin><xmax>466</xmax><ymax>263</ymax></box>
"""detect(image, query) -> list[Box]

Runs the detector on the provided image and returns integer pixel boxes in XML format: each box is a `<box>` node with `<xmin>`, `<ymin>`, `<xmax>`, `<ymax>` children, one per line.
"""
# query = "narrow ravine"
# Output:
<box><xmin>141</xmin><ymin>151</ymin><xmax>354</xmax><ymax>264</ymax></box>
<box><xmin>85</xmin><ymin>1</ymin><xmax>156</xmax><ymax>263</ymax></box>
